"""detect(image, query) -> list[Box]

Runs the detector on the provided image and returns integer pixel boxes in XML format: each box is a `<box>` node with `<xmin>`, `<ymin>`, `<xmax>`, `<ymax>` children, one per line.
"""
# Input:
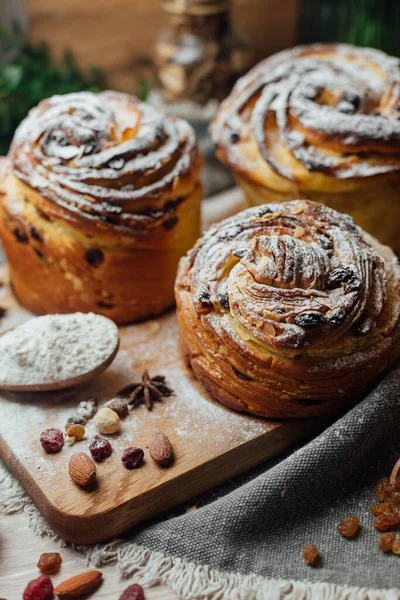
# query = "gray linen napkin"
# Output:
<box><xmin>127</xmin><ymin>364</ymin><xmax>400</xmax><ymax>591</ymax></box>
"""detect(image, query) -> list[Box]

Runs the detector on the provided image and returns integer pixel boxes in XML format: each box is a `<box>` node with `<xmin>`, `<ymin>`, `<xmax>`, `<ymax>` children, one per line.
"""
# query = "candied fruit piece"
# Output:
<box><xmin>303</xmin><ymin>544</ymin><xmax>319</xmax><ymax>566</ymax></box>
<box><xmin>40</xmin><ymin>429</ymin><xmax>64</xmax><ymax>454</ymax></box>
<box><xmin>371</xmin><ymin>502</ymin><xmax>393</xmax><ymax>516</ymax></box>
<box><xmin>89</xmin><ymin>435</ymin><xmax>112</xmax><ymax>462</ymax></box>
<box><xmin>378</xmin><ymin>532</ymin><xmax>396</xmax><ymax>553</ymax></box>
<box><xmin>337</xmin><ymin>516</ymin><xmax>359</xmax><ymax>538</ymax></box>
<box><xmin>121</xmin><ymin>447</ymin><xmax>144</xmax><ymax>469</ymax></box>
<box><xmin>119</xmin><ymin>583</ymin><xmax>145</xmax><ymax>600</ymax></box>
<box><xmin>37</xmin><ymin>552</ymin><xmax>61</xmax><ymax>574</ymax></box>
<box><xmin>373</xmin><ymin>513</ymin><xmax>399</xmax><ymax>531</ymax></box>
<box><xmin>23</xmin><ymin>575</ymin><xmax>53</xmax><ymax>600</ymax></box>
<box><xmin>375</xmin><ymin>477</ymin><xmax>389</xmax><ymax>501</ymax></box>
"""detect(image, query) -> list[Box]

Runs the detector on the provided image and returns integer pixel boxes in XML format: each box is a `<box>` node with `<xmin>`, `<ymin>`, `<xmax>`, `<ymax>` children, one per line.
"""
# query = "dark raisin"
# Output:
<box><xmin>97</xmin><ymin>300</ymin><xmax>116</xmax><ymax>309</ymax></box>
<box><xmin>230</xmin><ymin>131</ymin><xmax>241</xmax><ymax>143</ymax></box>
<box><xmin>34</xmin><ymin>248</ymin><xmax>44</xmax><ymax>260</ymax></box>
<box><xmin>89</xmin><ymin>435</ymin><xmax>113</xmax><ymax>462</ymax></box>
<box><xmin>232</xmin><ymin>366</ymin><xmax>251</xmax><ymax>381</ymax></box>
<box><xmin>294</xmin><ymin>312</ymin><xmax>326</xmax><ymax>328</ymax></box>
<box><xmin>327</xmin><ymin>309</ymin><xmax>346</xmax><ymax>328</ymax></box>
<box><xmin>121</xmin><ymin>447</ymin><xmax>144</xmax><ymax>469</ymax></box>
<box><xmin>218</xmin><ymin>292</ymin><xmax>230</xmax><ymax>309</ymax></box>
<box><xmin>341</xmin><ymin>91</ymin><xmax>360</xmax><ymax>110</ymax></box>
<box><xmin>85</xmin><ymin>248</ymin><xmax>104</xmax><ymax>267</ymax></box>
<box><xmin>108</xmin><ymin>158</ymin><xmax>125</xmax><ymax>170</ymax></box>
<box><xmin>318</xmin><ymin>234</ymin><xmax>333</xmax><ymax>251</ymax></box>
<box><xmin>163</xmin><ymin>216</ymin><xmax>178</xmax><ymax>231</ymax></box>
<box><xmin>13</xmin><ymin>228</ymin><xmax>28</xmax><ymax>243</ymax></box>
<box><xmin>198</xmin><ymin>285</ymin><xmax>213</xmax><ymax>308</ymax></box>
<box><xmin>371</xmin><ymin>109</ymin><xmax>381</xmax><ymax>116</ymax></box>
<box><xmin>327</xmin><ymin>267</ymin><xmax>355</xmax><ymax>289</ymax></box>
<box><xmin>255</xmin><ymin>206</ymin><xmax>272</xmax><ymax>216</ymax></box>
<box><xmin>218</xmin><ymin>225</ymin><xmax>242</xmax><ymax>241</ymax></box>
<box><xmin>296</xmin><ymin>397</ymin><xmax>325</xmax><ymax>405</ymax></box>
<box><xmin>355</xmin><ymin>317</ymin><xmax>375</xmax><ymax>336</ymax></box>
<box><xmin>29</xmin><ymin>225</ymin><xmax>43</xmax><ymax>243</ymax></box>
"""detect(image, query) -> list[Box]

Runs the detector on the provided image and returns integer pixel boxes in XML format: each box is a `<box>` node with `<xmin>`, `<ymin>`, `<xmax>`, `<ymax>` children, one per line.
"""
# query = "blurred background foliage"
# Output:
<box><xmin>0</xmin><ymin>22</ymin><xmax>104</xmax><ymax>155</ymax></box>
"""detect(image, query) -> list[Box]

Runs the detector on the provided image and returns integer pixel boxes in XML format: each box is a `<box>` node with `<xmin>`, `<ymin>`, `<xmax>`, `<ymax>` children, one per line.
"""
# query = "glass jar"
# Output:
<box><xmin>154</xmin><ymin>0</ymin><xmax>252</xmax><ymax>115</ymax></box>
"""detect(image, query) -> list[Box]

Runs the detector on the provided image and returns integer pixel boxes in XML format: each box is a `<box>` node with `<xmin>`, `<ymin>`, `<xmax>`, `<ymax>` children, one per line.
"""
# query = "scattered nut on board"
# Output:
<box><xmin>147</xmin><ymin>431</ymin><xmax>174</xmax><ymax>465</ymax></box>
<box><xmin>94</xmin><ymin>407</ymin><xmax>120</xmax><ymax>434</ymax></box>
<box><xmin>104</xmin><ymin>397</ymin><xmax>129</xmax><ymax>419</ymax></box>
<box><xmin>69</xmin><ymin>452</ymin><xmax>97</xmax><ymax>488</ymax></box>
<box><xmin>54</xmin><ymin>570</ymin><xmax>102</xmax><ymax>599</ymax></box>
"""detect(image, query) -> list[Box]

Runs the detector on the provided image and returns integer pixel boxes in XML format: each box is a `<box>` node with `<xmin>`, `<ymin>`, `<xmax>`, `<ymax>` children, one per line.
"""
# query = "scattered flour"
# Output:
<box><xmin>0</xmin><ymin>312</ymin><xmax>119</xmax><ymax>387</ymax></box>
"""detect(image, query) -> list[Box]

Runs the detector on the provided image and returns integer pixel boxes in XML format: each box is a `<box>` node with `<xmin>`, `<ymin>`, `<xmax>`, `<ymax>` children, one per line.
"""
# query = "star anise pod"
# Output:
<box><xmin>116</xmin><ymin>370</ymin><xmax>174</xmax><ymax>410</ymax></box>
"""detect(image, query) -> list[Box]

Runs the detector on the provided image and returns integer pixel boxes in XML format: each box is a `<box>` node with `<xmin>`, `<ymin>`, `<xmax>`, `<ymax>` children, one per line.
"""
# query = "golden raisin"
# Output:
<box><xmin>371</xmin><ymin>502</ymin><xmax>393</xmax><ymax>516</ymax></box>
<box><xmin>375</xmin><ymin>477</ymin><xmax>390</xmax><ymax>501</ymax></box>
<box><xmin>37</xmin><ymin>552</ymin><xmax>62</xmax><ymax>574</ymax></box>
<box><xmin>373</xmin><ymin>513</ymin><xmax>399</xmax><ymax>531</ymax></box>
<box><xmin>65</xmin><ymin>423</ymin><xmax>85</xmax><ymax>441</ymax></box>
<box><xmin>378</xmin><ymin>532</ymin><xmax>396</xmax><ymax>553</ymax></box>
<box><xmin>392</xmin><ymin>539</ymin><xmax>400</xmax><ymax>555</ymax></box>
<box><xmin>337</xmin><ymin>516</ymin><xmax>359</xmax><ymax>538</ymax></box>
<box><xmin>303</xmin><ymin>544</ymin><xmax>319</xmax><ymax>566</ymax></box>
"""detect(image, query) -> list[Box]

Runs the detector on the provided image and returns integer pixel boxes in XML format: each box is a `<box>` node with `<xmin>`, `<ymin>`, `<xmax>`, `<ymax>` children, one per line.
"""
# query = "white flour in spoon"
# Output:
<box><xmin>0</xmin><ymin>312</ymin><xmax>119</xmax><ymax>386</ymax></box>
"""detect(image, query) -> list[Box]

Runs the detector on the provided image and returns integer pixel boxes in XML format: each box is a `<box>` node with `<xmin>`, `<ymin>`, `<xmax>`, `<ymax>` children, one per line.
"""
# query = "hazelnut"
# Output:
<box><xmin>93</xmin><ymin>407</ymin><xmax>120</xmax><ymax>434</ymax></box>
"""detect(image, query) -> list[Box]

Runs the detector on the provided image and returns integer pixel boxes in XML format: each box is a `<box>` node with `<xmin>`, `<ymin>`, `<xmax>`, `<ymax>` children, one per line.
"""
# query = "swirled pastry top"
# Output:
<box><xmin>6</xmin><ymin>91</ymin><xmax>202</xmax><ymax>234</ymax></box>
<box><xmin>211</xmin><ymin>44</ymin><xmax>400</xmax><ymax>191</ymax></box>
<box><xmin>178</xmin><ymin>200</ymin><xmax>400</xmax><ymax>362</ymax></box>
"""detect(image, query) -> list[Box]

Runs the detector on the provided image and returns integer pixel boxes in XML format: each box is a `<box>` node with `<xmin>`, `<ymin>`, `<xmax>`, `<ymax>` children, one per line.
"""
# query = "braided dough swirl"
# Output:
<box><xmin>10</xmin><ymin>90</ymin><xmax>200</xmax><ymax>232</ymax></box>
<box><xmin>211</xmin><ymin>43</ymin><xmax>400</xmax><ymax>184</ymax></box>
<box><xmin>175</xmin><ymin>200</ymin><xmax>400</xmax><ymax>418</ymax></box>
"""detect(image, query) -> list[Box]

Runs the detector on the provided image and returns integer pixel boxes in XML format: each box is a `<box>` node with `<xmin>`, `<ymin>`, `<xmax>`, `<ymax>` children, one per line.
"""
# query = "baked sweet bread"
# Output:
<box><xmin>211</xmin><ymin>43</ymin><xmax>400</xmax><ymax>255</ymax></box>
<box><xmin>0</xmin><ymin>91</ymin><xmax>202</xmax><ymax>324</ymax></box>
<box><xmin>175</xmin><ymin>200</ymin><xmax>400</xmax><ymax>418</ymax></box>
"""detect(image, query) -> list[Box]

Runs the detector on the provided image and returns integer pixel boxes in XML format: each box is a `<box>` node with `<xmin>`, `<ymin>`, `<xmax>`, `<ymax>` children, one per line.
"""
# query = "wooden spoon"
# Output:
<box><xmin>0</xmin><ymin>318</ymin><xmax>120</xmax><ymax>392</ymax></box>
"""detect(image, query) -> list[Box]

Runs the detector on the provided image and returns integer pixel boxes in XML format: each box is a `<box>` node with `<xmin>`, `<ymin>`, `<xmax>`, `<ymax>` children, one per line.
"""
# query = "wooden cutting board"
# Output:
<box><xmin>0</xmin><ymin>190</ymin><xmax>322</xmax><ymax>544</ymax></box>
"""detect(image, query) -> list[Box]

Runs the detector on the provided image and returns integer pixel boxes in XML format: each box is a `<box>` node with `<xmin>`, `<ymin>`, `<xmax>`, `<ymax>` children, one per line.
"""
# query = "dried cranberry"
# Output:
<box><xmin>121</xmin><ymin>447</ymin><xmax>144</xmax><ymax>469</ymax></box>
<box><xmin>119</xmin><ymin>583</ymin><xmax>145</xmax><ymax>600</ymax></box>
<box><xmin>40</xmin><ymin>429</ymin><xmax>64</xmax><ymax>454</ymax></box>
<box><xmin>23</xmin><ymin>575</ymin><xmax>54</xmax><ymax>600</ymax></box>
<box><xmin>89</xmin><ymin>435</ymin><xmax>112</xmax><ymax>462</ymax></box>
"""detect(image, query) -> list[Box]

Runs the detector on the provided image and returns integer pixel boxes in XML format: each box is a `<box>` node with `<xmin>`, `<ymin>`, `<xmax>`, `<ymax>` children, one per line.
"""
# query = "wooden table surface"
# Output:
<box><xmin>1</xmin><ymin>509</ymin><xmax>178</xmax><ymax>599</ymax></box>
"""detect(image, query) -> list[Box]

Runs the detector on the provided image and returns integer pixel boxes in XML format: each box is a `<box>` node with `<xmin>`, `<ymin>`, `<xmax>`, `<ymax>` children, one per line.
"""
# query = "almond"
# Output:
<box><xmin>147</xmin><ymin>430</ymin><xmax>174</xmax><ymax>465</ymax></box>
<box><xmin>69</xmin><ymin>452</ymin><xmax>97</xmax><ymax>488</ymax></box>
<box><xmin>54</xmin><ymin>570</ymin><xmax>102</xmax><ymax>598</ymax></box>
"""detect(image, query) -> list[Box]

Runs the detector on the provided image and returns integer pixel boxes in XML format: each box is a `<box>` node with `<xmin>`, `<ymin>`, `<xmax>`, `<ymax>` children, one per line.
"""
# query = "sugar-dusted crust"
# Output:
<box><xmin>211</xmin><ymin>43</ymin><xmax>400</xmax><ymax>253</ymax></box>
<box><xmin>0</xmin><ymin>91</ymin><xmax>203</xmax><ymax>324</ymax></box>
<box><xmin>175</xmin><ymin>200</ymin><xmax>400</xmax><ymax>418</ymax></box>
